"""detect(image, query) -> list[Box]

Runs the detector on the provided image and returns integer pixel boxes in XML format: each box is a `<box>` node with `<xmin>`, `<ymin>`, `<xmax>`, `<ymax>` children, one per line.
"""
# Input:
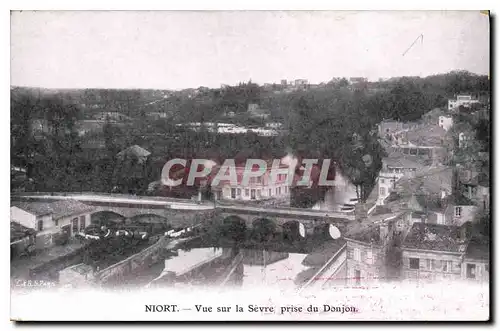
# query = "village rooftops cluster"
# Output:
<box><xmin>402</xmin><ymin>222</ymin><xmax>470</xmax><ymax>253</ymax></box>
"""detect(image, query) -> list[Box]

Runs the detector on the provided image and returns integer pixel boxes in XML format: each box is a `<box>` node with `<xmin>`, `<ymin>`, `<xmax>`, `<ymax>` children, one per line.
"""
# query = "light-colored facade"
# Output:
<box><xmin>377</xmin><ymin>156</ymin><xmax>423</xmax><ymax>205</ymax></box>
<box><xmin>214</xmin><ymin>164</ymin><xmax>290</xmax><ymax>202</ymax></box>
<box><xmin>438</xmin><ymin>115</ymin><xmax>453</xmax><ymax>131</ymax></box>
<box><xmin>401</xmin><ymin>223</ymin><xmax>469</xmax><ymax>283</ymax></box>
<box><xmin>448</xmin><ymin>95</ymin><xmax>480</xmax><ymax>111</ymax></box>
<box><xmin>402</xmin><ymin>249</ymin><xmax>463</xmax><ymax>282</ymax></box>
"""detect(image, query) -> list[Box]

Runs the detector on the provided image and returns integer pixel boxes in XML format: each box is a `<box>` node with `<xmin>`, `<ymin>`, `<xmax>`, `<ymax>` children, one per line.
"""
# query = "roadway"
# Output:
<box><xmin>12</xmin><ymin>192</ymin><xmax>355</xmax><ymax>219</ymax></box>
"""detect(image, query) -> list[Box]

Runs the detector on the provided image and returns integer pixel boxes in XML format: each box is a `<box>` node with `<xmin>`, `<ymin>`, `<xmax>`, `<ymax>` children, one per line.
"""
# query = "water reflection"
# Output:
<box><xmin>147</xmin><ymin>247</ymin><xmax>314</xmax><ymax>290</ymax></box>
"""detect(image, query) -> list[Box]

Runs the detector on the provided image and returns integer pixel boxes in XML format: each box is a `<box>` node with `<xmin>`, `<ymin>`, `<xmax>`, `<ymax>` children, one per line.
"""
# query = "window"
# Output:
<box><xmin>37</xmin><ymin>219</ymin><xmax>44</xmax><ymax>231</ymax></box>
<box><xmin>79</xmin><ymin>216</ymin><xmax>86</xmax><ymax>231</ymax></box>
<box><xmin>409</xmin><ymin>258</ymin><xmax>420</xmax><ymax>270</ymax></box>
<box><xmin>380</xmin><ymin>179</ymin><xmax>385</xmax><ymax>184</ymax></box>
<box><xmin>366</xmin><ymin>250</ymin><xmax>373</xmax><ymax>265</ymax></box>
<box><xmin>285</xmin><ymin>186</ymin><xmax>288</xmax><ymax>194</ymax></box>
<box><xmin>268</xmin><ymin>189</ymin><xmax>272</xmax><ymax>196</ymax></box>
<box><xmin>466</xmin><ymin>264</ymin><xmax>476</xmax><ymax>279</ymax></box>
<box><xmin>237</xmin><ymin>188</ymin><xmax>241</xmax><ymax>197</ymax></box>
<box><xmin>380</xmin><ymin>187</ymin><xmax>386</xmax><ymax>196</ymax></box>
<box><xmin>231</xmin><ymin>188</ymin><xmax>236</xmax><ymax>199</ymax></box>
<box><xmin>455</xmin><ymin>206</ymin><xmax>462</xmax><ymax>217</ymax></box>
<box><xmin>353</xmin><ymin>248</ymin><xmax>361</xmax><ymax>262</ymax></box>
<box><xmin>251</xmin><ymin>189</ymin><xmax>256</xmax><ymax>200</ymax></box>
<box><xmin>485</xmin><ymin>264</ymin><xmax>489</xmax><ymax>273</ymax></box>
<box><xmin>72</xmin><ymin>218</ymin><xmax>79</xmax><ymax>234</ymax></box>
<box><xmin>278</xmin><ymin>187</ymin><xmax>282</xmax><ymax>195</ymax></box>
<box><xmin>245</xmin><ymin>189</ymin><xmax>249</xmax><ymax>197</ymax></box>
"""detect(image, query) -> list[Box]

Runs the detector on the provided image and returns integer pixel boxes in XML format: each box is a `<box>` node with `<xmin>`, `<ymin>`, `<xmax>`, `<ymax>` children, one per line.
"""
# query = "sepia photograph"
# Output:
<box><xmin>9</xmin><ymin>10</ymin><xmax>491</xmax><ymax>322</ymax></box>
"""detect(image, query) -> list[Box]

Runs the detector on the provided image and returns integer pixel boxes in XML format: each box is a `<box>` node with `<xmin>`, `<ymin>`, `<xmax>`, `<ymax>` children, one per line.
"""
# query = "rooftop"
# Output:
<box><xmin>383</xmin><ymin>153</ymin><xmax>427</xmax><ymax>169</ymax></box>
<box><xmin>402</xmin><ymin>222</ymin><xmax>469</xmax><ymax>253</ymax></box>
<box><xmin>344</xmin><ymin>212</ymin><xmax>400</xmax><ymax>245</ymax></box>
<box><xmin>403</xmin><ymin>124</ymin><xmax>447</xmax><ymax>147</ymax></box>
<box><xmin>12</xmin><ymin>200</ymin><xmax>95</xmax><ymax>220</ymax></box>
<box><xmin>116</xmin><ymin>145</ymin><xmax>151</xmax><ymax>159</ymax></box>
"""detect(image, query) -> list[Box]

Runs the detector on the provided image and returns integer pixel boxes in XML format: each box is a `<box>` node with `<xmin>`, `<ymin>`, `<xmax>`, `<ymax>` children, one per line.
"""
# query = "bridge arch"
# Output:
<box><xmin>128</xmin><ymin>213</ymin><xmax>168</xmax><ymax>224</ymax></box>
<box><xmin>313</xmin><ymin>223</ymin><xmax>342</xmax><ymax>240</ymax></box>
<box><xmin>91</xmin><ymin>210</ymin><xmax>126</xmax><ymax>225</ymax></box>
<box><xmin>282</xmin><ymin>220</ymin><xmax>306</xmax><ymax>242</ymax></box>
<box><xmin>219</xmin><ymin>215</ymin><xmax>248</xmax><ymax>242</ymax></box>
<box><xmin>251</xmin><ymin>218</ymin><xmax>278</xmax><ymax>243</ymax></box>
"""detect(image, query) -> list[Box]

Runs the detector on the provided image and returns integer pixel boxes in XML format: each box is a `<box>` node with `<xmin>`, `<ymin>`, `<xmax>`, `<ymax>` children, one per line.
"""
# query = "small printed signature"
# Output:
<box><xmin>13</xmin><ymin>279</ymin><xmax>57</xmax><ymax>288</ymax></box>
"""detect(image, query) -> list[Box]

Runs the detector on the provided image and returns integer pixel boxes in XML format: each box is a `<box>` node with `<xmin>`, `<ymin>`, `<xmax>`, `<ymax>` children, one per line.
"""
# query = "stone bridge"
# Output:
<box><xmin>12</xmin><ymin>193</ymin><xmax>355</xmax><ymax>236</ymax></box>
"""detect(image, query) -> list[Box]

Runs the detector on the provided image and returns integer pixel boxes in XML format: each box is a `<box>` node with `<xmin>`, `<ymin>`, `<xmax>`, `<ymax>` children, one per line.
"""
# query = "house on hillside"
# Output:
<box><xmin>381</xmin><ymin>166</ymin><xmax>478</xmax><ymax>226</ymax></box>
<box><xmin>462</xmin><ymin>234</ymin><xmax>489</xmax><ymax>283</ymax></box>
<box><xmin>377</xmin><ymin>153</ymin><xmax>427</xmax><ymax>205</ymax></box>
<box><xmin>391</xmin><ymin>124</ymin><xmax>448</xmax><ymax>165</ymax></box>
<box><xmin>438</xmin><ymin>115</ymin><xmax>454</xmax><ymax>131</ymax></box>
<box><xmin>344</xmin><ymin>210</ymin><xmax>404</xmax><ymax>286</ymax></box>
<box><xmin>422</xmin><ymin>108</ymin><xmax>447</xmax><ymax>125</ymax></box>
<box><xmin>10</xmin><ymin>200</ymin><xmax>95</xmax><ymax>252</ymax></box>
<box><xmin>247</xmin><ymin>104</ymin><xmax>270</xmax><ymax>119</ymax></box>
<box><xmin>401</xmin><ymin>222</ymin><xmax>471</xmax><ymax>283</ymax></box>
<box><xmin>448</xmin><ymin>95</ymin><xmax>480</xmax><ymax>111</ymax></box>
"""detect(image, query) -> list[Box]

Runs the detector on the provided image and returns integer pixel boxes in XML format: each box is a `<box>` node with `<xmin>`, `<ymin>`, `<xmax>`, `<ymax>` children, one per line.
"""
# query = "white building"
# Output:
<box><xmin>212</xmin><ymin>161</ymin><xmax>291</xmax><ymax>202</ymax></box>
<box><xmin>377</xmin><ymin>155</ymin><xmax>424</xmax><ymax>205</ymax></box>
<box><xmin>448</xmin><ymin>95</ymin><xmax>480</xmax><ymax>111</ymax></box>
<box><xmin>438</xmin><ymin>115</ymin><xmax>453</xmax><ymax>131</ymax></box>
<box><xmin>10</xmin><ymin>200</ymin><xmax>95</xmax><ymax>250</ymax></box>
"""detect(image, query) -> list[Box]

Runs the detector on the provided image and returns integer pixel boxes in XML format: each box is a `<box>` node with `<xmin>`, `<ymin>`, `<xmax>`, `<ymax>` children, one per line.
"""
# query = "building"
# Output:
<box><xmin>146</xmin><ymin>112</ymin><xmax>169</xmax><ymax>120</ymax></box>
<box><xmin>10</xmin><ymin>200</ymin><xmax>95</xmax><ymax>250</ymax></box>
<box><xmin>116</xmin><ymin>145</ymin><xmax>151</xmax><ymax>164</ymax></box>
<box><xmin>422</xmin><ymin>108</ymin><xmax>447</xmax><ymax>125</ymax></box>
<box><xmin>461</xmin><ymin>234</ymin><xmax>489</xmax><ymax>283</ymax></box>
<box><xmin>459</xmin><ymin>172</ymin><xmax>490</xmax><ymax>211</ymax></box>
<box><xmin>383</xmin><ymin>165</ymin><xmax>478</xmax><ymax>226</ymax></box>
<box><xmin>390</xmin><ymin>124</ymin><xmax>448</xmax><ymax>164</ymax></box>
<box><xmin>377</xmin><ymin>153</ymin><xmax>426</xmax><ymax>205</ymax></box>
<box><xmin>344</xmin><ymin>210</ymin><xmax>403</xmax><ymax>286</ymax></box>
<box><xmin>438</xmin><ymin>115</ymin><xmax>454</xmax><ymax>131</ymax></box>
<box><xmin>211</xmin><ymin>161</ymin><xmax>290</xmax><ymax>202</ymax></box>
<box><xmin>378</xmin><ymin>120</ymin><xmax>422</xmax><ymax>139</ymax></box>
<box><xmin>93</xmin><ymin>112</ymin><xmax>132</xmax><ymax>122</ymax></box>
<box><xmin>448</xmin><ymin>95</ymin><xmax>480</xmax><ymax>111</ymax></box>
<box><xmin>247</xmin><ymin>104</ymin><xmax>270</xmax><ymax>119</ymax></box>
<box><xmin>401</xmin><ymin>222</ymin><xmax>470</xmax><ymax>282</ymax></box>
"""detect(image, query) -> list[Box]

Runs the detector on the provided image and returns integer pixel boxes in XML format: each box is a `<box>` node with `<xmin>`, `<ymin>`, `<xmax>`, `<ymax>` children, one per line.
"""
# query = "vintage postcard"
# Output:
<box><xmin>10</xmin><ymin>10</ymin><xmax>490</xmax><ymax>321</ymax></box>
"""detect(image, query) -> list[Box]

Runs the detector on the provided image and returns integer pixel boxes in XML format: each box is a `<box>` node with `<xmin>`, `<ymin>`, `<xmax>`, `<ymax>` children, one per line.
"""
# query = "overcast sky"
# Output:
<box><xmin>11</xmin><ymin>11</ymin><xmax>489</xmax><ymax>89</ymax></box>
